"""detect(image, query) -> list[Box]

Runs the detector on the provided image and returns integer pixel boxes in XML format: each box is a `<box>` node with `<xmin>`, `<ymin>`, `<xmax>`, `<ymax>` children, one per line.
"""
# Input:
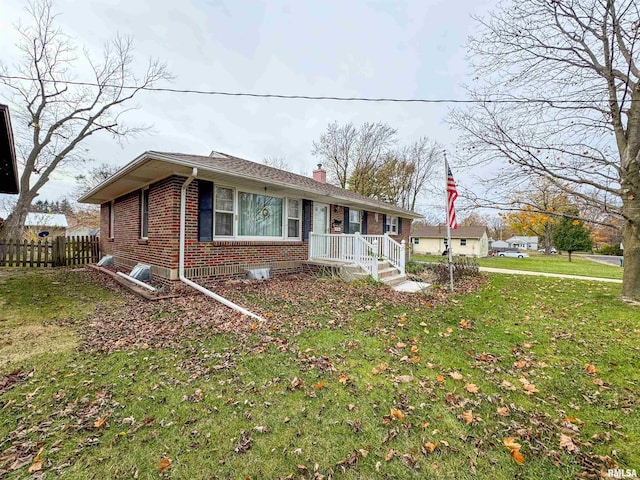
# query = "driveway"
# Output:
<box><xmin>479</xmin><ymin>266</ymin><xmax>623</xmax><ymax>283</ymax></box>
<box><xmin>579</xmin><ymin>254</ymin><xmax>624</xmax><ymax>267</ymax></box>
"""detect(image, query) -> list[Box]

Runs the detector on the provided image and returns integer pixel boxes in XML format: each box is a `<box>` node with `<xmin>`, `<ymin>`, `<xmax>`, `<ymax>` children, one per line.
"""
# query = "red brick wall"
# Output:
<box><xmin>100</xmin><ymin>176</ymin><xmax>181</xmax><ymax>277</ymax></box>
<box><xmin>99</xmin><ymin>175</ymin><xmax>413</xmax><ymax>282</ymax></box>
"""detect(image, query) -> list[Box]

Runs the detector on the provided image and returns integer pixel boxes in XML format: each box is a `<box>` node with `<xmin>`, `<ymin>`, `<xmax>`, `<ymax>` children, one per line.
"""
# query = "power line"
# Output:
<box><xmin>0</xmin><ymin>74</ymin><xmax>604</xmax><ymax>105</ymax></box>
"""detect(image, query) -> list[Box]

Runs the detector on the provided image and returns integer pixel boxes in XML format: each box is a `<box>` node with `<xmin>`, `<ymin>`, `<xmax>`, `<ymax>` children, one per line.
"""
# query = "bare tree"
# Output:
<box><xmin>311</xmin><ymin>121</ymin><xmax>358</xmax><ymax>188</ymax></box>
<box><xmin>450</xmin><ymin>0</ymin><xmax>640</xmax><ymax>301</ymax></box>
<box><xmin>74</xmin><ymin>162</ymin><xmax>120</xmax><ymax>197</ymax></box>
<box><xmin>262</xmin><ymin>156</ymin><xmax>290</xmax><ymax>171</ymax></box>
<box><xmin>0</xmin><ymin>0</ymin><xmax>172</xmax><ymax>239</ymax></box>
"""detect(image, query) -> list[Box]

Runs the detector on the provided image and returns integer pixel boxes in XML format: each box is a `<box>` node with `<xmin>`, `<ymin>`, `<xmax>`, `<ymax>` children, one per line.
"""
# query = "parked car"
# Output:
<box><xmin>538</xmin><ymin>248</ymin><xmax>558</xmax><ymax>254</ymax></box>
<box><xmin>498</xmin><ymin>251</ymin><xmax>530</xmax><ymax>258</ymax></box>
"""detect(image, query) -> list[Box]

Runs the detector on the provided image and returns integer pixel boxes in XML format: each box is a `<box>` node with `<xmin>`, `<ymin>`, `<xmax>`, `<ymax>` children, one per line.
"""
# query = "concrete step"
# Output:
<box><xmin>392</xmin><ymin>280</ymin><xmax>430</xmax><ymax>293</ymax></box>
<box><xmin>381</xmin><ymin>274</ymin><xmax>407</xmax><ymax>287</ymax></box>
<box><xmin>378</xmin><ymin>267</ymin><xmax>400</xmax><ymax>279</ymax></box>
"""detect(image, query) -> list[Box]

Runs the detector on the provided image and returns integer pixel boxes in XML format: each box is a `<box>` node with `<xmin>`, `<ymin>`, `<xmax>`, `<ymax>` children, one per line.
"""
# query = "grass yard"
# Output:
<box><xmin>412</xmin><ymin>253</ymin><xmax>624</xmax><ymax>280</ymax></box>
<box><xmin>0</xmin><ymin>268</ymin><xmax>638</xmax><ymax>479</ymax></box>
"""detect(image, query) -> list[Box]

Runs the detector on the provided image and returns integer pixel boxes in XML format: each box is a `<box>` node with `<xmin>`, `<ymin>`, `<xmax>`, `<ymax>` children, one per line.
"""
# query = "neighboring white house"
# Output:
<box><xmin>505</xmin><ymin>235</ymin><xmax>539</xmax><ymax>251</ymax></box>
<box><xmin>411</xmin><ymin>224</ymin><xmax>490</xmax><ymax>257</ymax></box>
<box><xmin>490</xmin><ymin>239</ymin><xmax>509</xmax><ymax>250</ymax></box>
<box><xmin>0</xmin><ymin>211</ymin><xmax>68</xmax><ymax>237</ymax></box>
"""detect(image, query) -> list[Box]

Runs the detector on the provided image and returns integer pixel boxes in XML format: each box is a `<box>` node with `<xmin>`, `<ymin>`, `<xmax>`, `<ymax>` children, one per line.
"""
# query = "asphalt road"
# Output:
<box><xmin>580</xmin><ymin>254</ymin><xmax>624</xmax><ymax>267</ymax></box>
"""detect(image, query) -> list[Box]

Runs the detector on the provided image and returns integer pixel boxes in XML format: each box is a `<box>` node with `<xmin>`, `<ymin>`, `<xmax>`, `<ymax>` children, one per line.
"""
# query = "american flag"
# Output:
<box><xmin>446</xmin><ymin>164</ymin><xmax>458</xmax><ymax>229</ymax></box>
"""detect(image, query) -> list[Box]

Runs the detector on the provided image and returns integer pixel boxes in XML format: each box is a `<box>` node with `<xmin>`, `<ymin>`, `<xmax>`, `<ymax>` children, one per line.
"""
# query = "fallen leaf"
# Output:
<box><xmin>522</xmin><ymin>383</ymin><xmax>539</xmax><ymax>395</ymax></box>
<box><xmin>253</xmin><ymin>425</ymin><xmax>268</xmax><ymax>433</ymax></box>
<box><xmin>158</xmin><ymin>457</ymin><xmax>171</xmax><ymax>473</ymax></box>
<box><xmin>408</xmin><ymin>356</ymin><xmax>420</xmax><ymax>364</ymax></box>
<box><xmin>313</xmin><ymin>381</ymin><xmax>326</xmax><ymax>389</ymax></box>
<box><xmin>501</xmin><ymin>380</ymin><xmax>517</xmax><ymax>391</ymax></box>
<box><xmin>94</xmin><ymin>417</ymin><xmax>108</xmax><ymax>428</ymax></box>
<box><xmin>503</xmin><ymin>437</ymin><xmax>521</xmax><ymax>451</ymax></box>
<box><xmin>423</xmin><ymin>441</ymin><xmax>438</xmax><ymax>453</ymax></box>
<box><xmin>436</xmin><ymin>374</ymin><xmax>445</xmax><ymax>383</ymax></box>
<box><xmin>462</xmin><ymin>410</ymin><xmax>474</xmax><ymax>425</ymax></box>
<box><xmin>385</xmin><ymin>449</ymin><xmax>395</xmax><ymax>461</ymax></box>
<box><xmin>559</xmin><ymin>434</ymin><xmax>580</xmax><ymax>453</ymax></box>
<box><xmin>28</xmin><ymin>462</ymin><xmax>43</xmax><ymax>473</ymax></box>
<box><xmin>465</xmin><ymin>383</ymin><xmax>479</xmax><ymax>394</ymax></box>
<box><xmin>510</xmin><ymin>449</ymin><xmax>526</xmax><ymax>465</ymax></box>
<box><xmin>584</xmin><ymin>364</ymin><xmax>597</xmax><ymax>375</ymax></box>
<box><xmin>394</xmin><ymin>375</ymin><xmax>414</xmax><ymax>383</ymax></box>
<box><xmin>450</xmin><ymin>371</ymin><xmax>464</xmax><ymax>381</ymax></box>
<box><xmin>390</xmin><ymin>408</ymin><xmax>404</xmax><ymax>420</ymax></box>
<box><xmin>497</xmin><ymin>406</ymin><xmax>510</xmax><ymax>417</ymax></box>
<box><xmin>338</xmin><ymin>373</ymin><xmax>349</xmax><ymax>385</ymax></box>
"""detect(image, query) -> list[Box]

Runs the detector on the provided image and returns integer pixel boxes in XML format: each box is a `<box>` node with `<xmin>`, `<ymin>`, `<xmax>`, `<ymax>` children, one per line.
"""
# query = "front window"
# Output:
<box><xmin>413</xmin><ymin>237</ymin><xmax>419</xmax><ymax>245</ymax></box>
<box><xmin>238</xmin><ymin>192</ymin><xmax>283</xmax><ymax>237</ymax></box>
<box><xmin>215</xmin><ymin>186</ymin><xmax>234</xmax><ymax>236</ymax></box>
<box><xmin>386</xmin><ymin>216</ymin><xmax>398</xmax><ymax>234</ymax></box>
<box><xmin>287</xmin><ymin>199</ymin><xmax>300</xmax><ymax>238</ymax></box>
<box><xmin>349</xmin><ymin>209</ymin><xmax>361</xmax><ymax>234</ymax></box>
<box><xmin>140</xmin><ymin>188</ymin><xmax>149</xmax><ymax>238</ymax></box>
<box><xmin>460</xmin><ymin>238</ymin><xmax>467</xmax><ymax>246</ymax></box>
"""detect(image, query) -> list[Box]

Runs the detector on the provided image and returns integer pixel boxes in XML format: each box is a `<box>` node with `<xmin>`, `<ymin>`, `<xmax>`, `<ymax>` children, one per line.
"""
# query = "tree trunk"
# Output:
<box><xmin>567</xmin><ymin>251</ymin><xmax>572</xmax><ymax>262</ymax></box>
<box><xmin>622</xmin><ymin>216</ymin><xmax>640</xmax><ymax>302</ymax></box>
<box><xmin>0</xmin><ymin>192</ymin><xmax>35</xmax><ymax>240</ymax></box>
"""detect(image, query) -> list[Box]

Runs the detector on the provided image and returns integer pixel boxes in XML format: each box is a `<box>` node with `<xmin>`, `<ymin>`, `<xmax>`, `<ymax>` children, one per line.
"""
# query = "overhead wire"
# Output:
<box><xmin>0</xmin><ymin>74</ymin><xmax>608</xmax><ymax>105</ymax></box>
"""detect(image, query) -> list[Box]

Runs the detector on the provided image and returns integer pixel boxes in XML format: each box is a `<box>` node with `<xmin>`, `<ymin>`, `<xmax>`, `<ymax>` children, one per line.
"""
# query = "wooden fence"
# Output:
<box><xmin>0</xmin><ymin>235</ymin><xmax>100</xmax><ymax>267</ymax></box>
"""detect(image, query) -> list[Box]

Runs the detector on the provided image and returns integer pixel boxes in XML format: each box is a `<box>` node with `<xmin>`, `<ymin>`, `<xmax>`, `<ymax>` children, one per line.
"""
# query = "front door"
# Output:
<box><xmin>312</xmin><ymin>203</ymin><xmax>329</xmax><ymax>258</ymax></box>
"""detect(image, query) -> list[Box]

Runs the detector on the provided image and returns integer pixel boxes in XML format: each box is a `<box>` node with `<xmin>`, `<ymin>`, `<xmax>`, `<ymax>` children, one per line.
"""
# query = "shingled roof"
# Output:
<box><xmin>79</xmin><ymin>150</ymin><xmax>422</xmax><ymax>218</ymax></box>
<box><xmin>411</xmin><ymin>224</ymin><xmax>488</xmax><ymax>239</ymax></box>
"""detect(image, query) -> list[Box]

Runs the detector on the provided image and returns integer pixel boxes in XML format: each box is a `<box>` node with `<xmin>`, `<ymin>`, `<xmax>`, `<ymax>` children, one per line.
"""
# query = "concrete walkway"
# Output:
<box><xmin>479</xmin><ymin>266</ymin><xmax>623</xmax><ymax>283</ymax></box>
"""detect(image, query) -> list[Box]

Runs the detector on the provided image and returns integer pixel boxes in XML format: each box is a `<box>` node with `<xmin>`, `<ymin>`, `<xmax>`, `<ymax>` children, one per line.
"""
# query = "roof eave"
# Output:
<box><xmin>80</xmin><ymin>151</ymin><xmax>424</xmax><ymax>218</ymax></box>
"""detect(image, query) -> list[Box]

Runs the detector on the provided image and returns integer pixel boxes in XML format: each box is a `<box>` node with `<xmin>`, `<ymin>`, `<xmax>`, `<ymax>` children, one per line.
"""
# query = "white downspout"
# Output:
<box><xmin>179</xmin><ymin>168</ymin><xmax>264</xmax><ymax>322</ymax></box>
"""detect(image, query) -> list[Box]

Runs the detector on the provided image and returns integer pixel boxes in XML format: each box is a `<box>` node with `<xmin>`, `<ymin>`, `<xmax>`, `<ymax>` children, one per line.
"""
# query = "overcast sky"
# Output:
<box><xmin>0</xmin><ymin>0</ymin><xmax>496</xmax><ymax>217</ymax></box>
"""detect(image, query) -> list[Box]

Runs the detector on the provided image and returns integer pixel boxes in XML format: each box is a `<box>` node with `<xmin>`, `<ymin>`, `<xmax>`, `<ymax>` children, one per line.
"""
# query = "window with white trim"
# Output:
<box><xmin>287</xmin><ymin>199</ymin><xmax>301</xmax><ymax>238</ymax></box>
<box><xmin>349</xmin><ymin>209</ymin><xmax>361</xmax><ymax>234</ymax></box>
<box><xmin>413</xmin><ymin>237</ymin><xmax>419</xmax><ymax>244</ymax></box>
<box><xmin>238</xmin><ymin>192</ymin><xmax>283</xmax><ymax>237</ymax></box>
<box><xmin>140</xmin><ymin>188</ymin><xmax>149</xmax><ymax>238</ymax></box>
<box><xmin>460</xmin><ymin>238</ymin><xmax>467</xmax><ymax>246</ymax></box>
<box><xmin>215</xmin><ymin>186</ymin><xmax>234</xmax><ymax>236</ymax></box>
<box><xmin>386</xmin><ymin>216</ymin><xmax>398</xmax><ymax>234</ymax></box>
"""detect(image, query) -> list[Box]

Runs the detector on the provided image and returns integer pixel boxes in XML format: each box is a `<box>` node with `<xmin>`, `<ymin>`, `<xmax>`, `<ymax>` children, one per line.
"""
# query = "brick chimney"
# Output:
<box><xmin>312</xmin><ymin>164</ymin><xmax>327</xmax><ymax>184</ymax></box>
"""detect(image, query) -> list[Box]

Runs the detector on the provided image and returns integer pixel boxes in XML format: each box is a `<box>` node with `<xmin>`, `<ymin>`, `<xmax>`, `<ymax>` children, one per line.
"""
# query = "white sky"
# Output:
<box><xmin>0</xmin><ymin>0</ymin><xmax>497</xmax><ymax>217</ymax></box>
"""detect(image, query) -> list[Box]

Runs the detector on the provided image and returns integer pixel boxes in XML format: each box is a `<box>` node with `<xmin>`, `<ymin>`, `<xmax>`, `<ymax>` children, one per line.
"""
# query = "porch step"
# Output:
<box><xmin>382</xmin><ymin>273</ymin><xmax>407</xmax><ymax>287</ymax></box>
<box><xmin>392</xmin><ymin>280</ymin><xmax>430</xmax><ymax>293</ymax></box>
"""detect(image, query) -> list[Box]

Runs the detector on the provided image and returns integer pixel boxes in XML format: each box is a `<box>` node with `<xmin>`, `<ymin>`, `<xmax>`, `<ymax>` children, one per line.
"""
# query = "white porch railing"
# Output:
<box><xmin>308</xmin><ymin>232</ymin><xmax>406</xmax><ymax>279</ymax></box>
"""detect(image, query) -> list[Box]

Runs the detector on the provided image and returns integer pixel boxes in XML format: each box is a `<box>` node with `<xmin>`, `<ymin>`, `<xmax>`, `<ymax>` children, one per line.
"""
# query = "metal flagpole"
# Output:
<box><xmin>444</xmin><ymin>152</ymin><xmax>454</xmax><ymax>293</ymax></box>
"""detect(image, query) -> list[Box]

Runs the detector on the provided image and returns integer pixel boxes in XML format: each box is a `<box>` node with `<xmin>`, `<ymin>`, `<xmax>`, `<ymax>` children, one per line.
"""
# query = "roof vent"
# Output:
<box><xmin>97</xmin><ymin>255</ymin><xmax>113</xmax><ymax>267</ymax></box>
<box><xmin>129</xmin><ymin>263</ymin><xmax>152</xmax><ymax>281</ymax></box>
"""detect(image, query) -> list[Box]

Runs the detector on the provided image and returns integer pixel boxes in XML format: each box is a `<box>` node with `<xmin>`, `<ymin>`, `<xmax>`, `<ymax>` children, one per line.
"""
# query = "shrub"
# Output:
<box><xmin>405</xmin><ymin>260</ymin><xmax>427</xmax><ymax>275</ymax></box>
<box><xmin>431</xmin><ymin>257</ymin><xmax>480</xmax><ymax>284</ymax></box>
<box><xmin>597</xmin><ymin>244</ymin><xmax>623</xmax><ymax>256</ymax></box>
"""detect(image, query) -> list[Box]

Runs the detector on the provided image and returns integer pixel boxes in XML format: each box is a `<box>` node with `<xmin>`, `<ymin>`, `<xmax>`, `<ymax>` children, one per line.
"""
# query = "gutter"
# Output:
<box><xmin>179</xmin><ymin>168</ymin><xmax>264</xmax><ymax>322</ymax></box>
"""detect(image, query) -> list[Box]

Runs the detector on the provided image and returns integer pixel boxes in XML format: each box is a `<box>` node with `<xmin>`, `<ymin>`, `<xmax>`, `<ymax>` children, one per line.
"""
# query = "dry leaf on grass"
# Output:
<box><xmin>503</xmin><ymin>437</ymin><xmax>525</xmax><ymax>465</ymax></box>
<box><xmin>465</xmin><ymin>383</ymin><xmax>479</xmax><ymax>394</ymax></box>
<box><xmin>450</xmin><ymin>371</ymin><xmax>464</xmax><ymax>381</ymax></box>
<box><xmin>158</xmin><ymin>457</ymin><xmax>171</xmax><ymax>473</ymax></box>
<box><xmin>559</xmin><ymin>434</ymin><xmax>580</xmax><ymax>453</ymax></box>
<box><xmin>584</xmin><ymin>364</ymin><xmax>598</xmax><ymax>375</ymax></box>
<box><xmin>423</xmin><ymin>441</ymin><xmax>438</xmax><ymax>453</ymax></box>
<box><xmin>390</xmin><ymin>408</ymin><xmax>404</xmax><ymax>421</ymax></box>
<box><xmin>497</xmin><ymin>406</ymin><xmax>510</xmax><ymax>417</ymax></box>
<box><xmin>462</xmin><ymin>410</ymin><xmax>474</xmax><ymax>424</ymax></box>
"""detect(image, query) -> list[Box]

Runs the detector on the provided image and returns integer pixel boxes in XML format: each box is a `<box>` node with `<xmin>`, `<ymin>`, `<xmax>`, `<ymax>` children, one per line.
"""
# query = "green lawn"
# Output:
<box><xmin>0</xmin><ymin>269</ymin><xmax>638</xmax><ymax>479</ymax></box>
<box><xmin>412</xmin><ymin>253</ymin><xmax>624</xmax><ymax>279</ymax></box>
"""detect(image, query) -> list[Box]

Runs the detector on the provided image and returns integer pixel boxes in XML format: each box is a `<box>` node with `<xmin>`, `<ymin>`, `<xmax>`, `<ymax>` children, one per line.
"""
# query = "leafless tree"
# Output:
<box><xmin>0</xmin><ymin>0</ymin><xmax>172</xmax><ymax>239</ymax></box>
<box><xmin>450</xmin><ymin>0</ymin><xmax>640</xmax><ymax>301</ymax></box>
<box><xmin>312</xmin><ymin>121</ymin><xmax>396</xmax><ymax>190</ymax></box>
<box><xmin>262</xmin><ymin>156</ymin><xmax>290</xmax><ymax>171</ymax></box>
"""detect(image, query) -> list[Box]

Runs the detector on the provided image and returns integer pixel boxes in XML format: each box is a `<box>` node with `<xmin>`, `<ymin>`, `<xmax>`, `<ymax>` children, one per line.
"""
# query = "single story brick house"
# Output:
<box><xmin>79</xmin><ymin>150</ymin><xmax>422</xmax><ymax>285</ymax></box>
<box><xmin>410</xmin><ymin>224</ymin><xmax>489</xmax><ymax>257</ymax></box>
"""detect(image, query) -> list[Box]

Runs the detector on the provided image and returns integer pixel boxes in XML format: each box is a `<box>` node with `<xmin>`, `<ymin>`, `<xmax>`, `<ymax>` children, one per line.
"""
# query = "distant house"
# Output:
<box><xmin>410</xmin><ymin>224</ymin><xmax>489</xmax><ymax>257</ymax></box>
<box><xmin>0</xmin><ymin>211</ymin><xmax>69</xmax><ymax>238</ymax></box>
<box><xmin>505</xmin><ymin>235</ymin><xmax>539</xmax><ymax>251</ymax></box>
<box><xmin>489</xmin><ymin>239</ymin><xmax>509</xmax><ymax>251</ymax></box>
<box><xmin>0</xmin><ymin>104</ymin><xmax>19</xmax><ymax>194</ymax></box>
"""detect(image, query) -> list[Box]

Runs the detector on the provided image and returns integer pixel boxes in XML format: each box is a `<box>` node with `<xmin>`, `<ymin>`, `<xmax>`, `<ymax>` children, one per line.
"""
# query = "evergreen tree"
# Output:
<box><xmin>552</xmin><ymin>217</ymin><xmax>592</xmax><ymax>262</ymax></box>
